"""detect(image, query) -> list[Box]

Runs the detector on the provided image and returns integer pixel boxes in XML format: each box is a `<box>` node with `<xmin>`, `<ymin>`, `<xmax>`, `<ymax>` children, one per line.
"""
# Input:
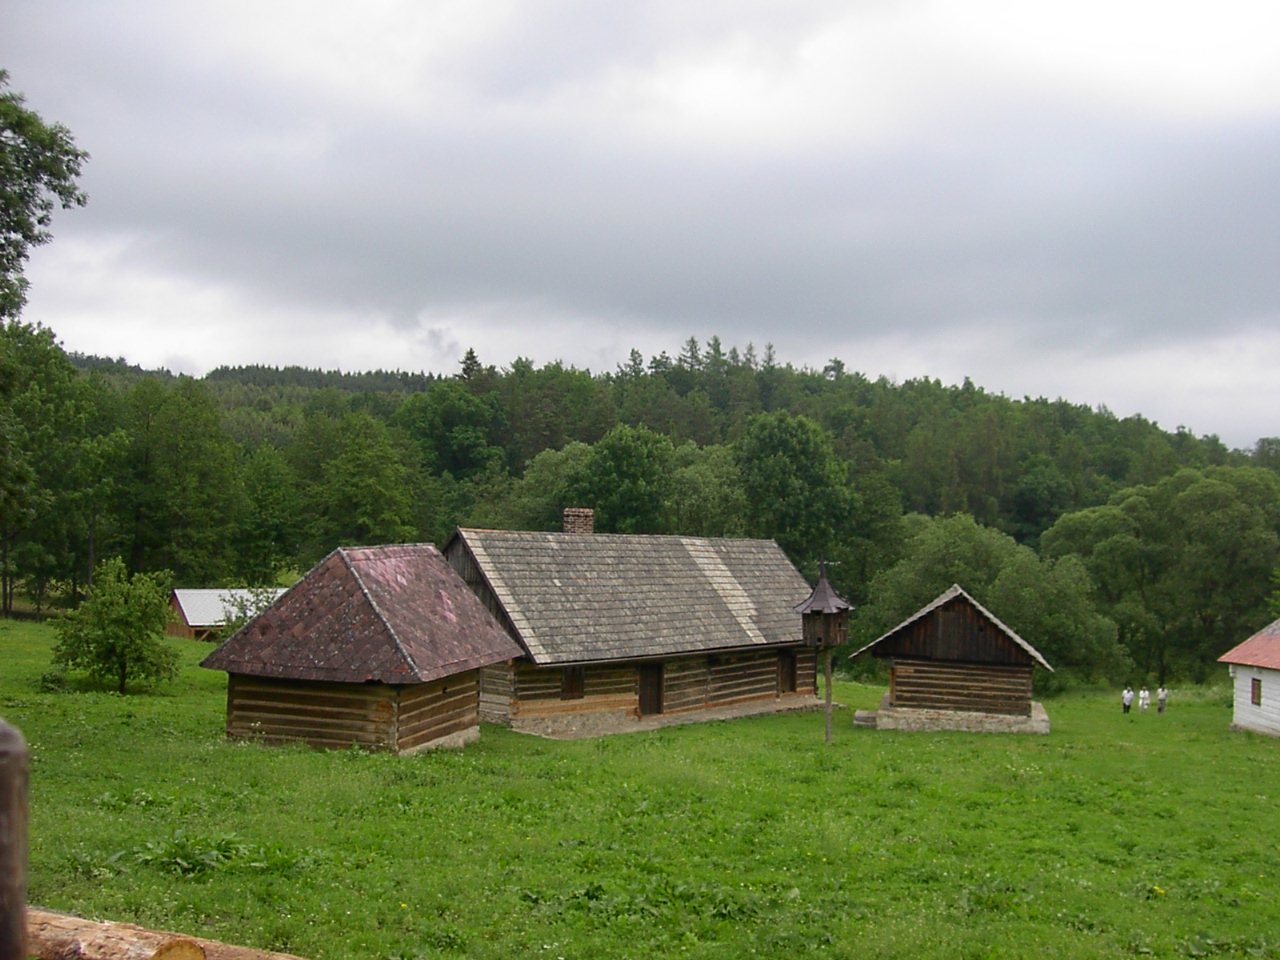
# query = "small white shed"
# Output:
<box><xmin>1219</xmin><ymin>617</ymin><xmax>1280</xmax><ymax>737</ymax></box>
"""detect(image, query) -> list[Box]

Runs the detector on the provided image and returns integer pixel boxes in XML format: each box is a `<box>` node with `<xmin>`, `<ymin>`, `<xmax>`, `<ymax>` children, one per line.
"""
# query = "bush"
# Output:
<box><xmin>51</xmin><ymin>557</ymin><xmax>177</xmax><ymax>694</ymax></box>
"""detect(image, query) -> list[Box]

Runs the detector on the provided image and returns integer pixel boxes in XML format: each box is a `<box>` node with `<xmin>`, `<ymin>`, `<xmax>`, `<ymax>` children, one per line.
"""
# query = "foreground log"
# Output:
<box><xmin>26</xmin><ymin>909</ymin><xmax>307</xmax><ymax>960</ymax></box>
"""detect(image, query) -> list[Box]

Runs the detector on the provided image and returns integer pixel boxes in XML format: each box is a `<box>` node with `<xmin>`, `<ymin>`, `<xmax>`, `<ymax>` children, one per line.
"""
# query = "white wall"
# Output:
<box><xmin>1230</xmin><ymin>665</ymin><xmax>1280</xmax><ymax>736</ymax></box>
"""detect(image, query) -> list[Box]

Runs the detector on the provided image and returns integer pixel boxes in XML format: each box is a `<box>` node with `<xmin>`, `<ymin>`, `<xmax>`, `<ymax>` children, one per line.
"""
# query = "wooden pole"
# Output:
<box><xmin>823</xmin><ymin>648</ymin><xmax>833</xmax><ymax>744</ymax></box>
<box><xmin>0</xmin><ymin>718</ymin><xmax>27</xmax><ymax>960</ymax></box>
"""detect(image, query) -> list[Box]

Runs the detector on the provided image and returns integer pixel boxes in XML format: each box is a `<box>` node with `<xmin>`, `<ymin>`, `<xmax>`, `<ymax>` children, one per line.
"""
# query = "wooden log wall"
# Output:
<box><xmin>224</xmin><ymin>674</ymin><xmax>482</xmax><ymax>752</ymax></box>
<box><xmin>166</xmin><ymin>598</ymin><xmax>197</xmax><ymax>641</ymax></box>
<box><xmin>880</xmin><ymin>602</ymin><xmax>1033</xmax><ymax>667</ymax></box>
<box><xmin>507</xmin><ymin>647</ymin><xmax>817</xmax><ymax>721</ymax></box>
<box><xmin>479</xmin><ymin>662</ymin><xmax>514</xmax><ymax>723</ymax></box>
<box><xmin>890</xmin><ymin>658</ymin><xmax>1032</xmax><ymax>716</ymax></box>
<box><xmin>394</xmin><ymin>674</ymin><xmax>481</xmax><ymax>752</ymax></box>
<box><xmin>226</xmin><ymin>675</ymin><xmax>398</xmax><ymax>750</ymax></box>
<box><xmin>511</xmin><ymin>661</ymin><xmax>634</xmax><ymax>719</ymax></box>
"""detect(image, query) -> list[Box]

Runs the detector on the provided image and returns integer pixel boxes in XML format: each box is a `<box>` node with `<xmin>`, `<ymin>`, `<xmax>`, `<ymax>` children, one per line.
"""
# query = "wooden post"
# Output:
<box><xmin>823</xmin><ymin>649</ymin><xmax>833</xmax><ymax>744</ymax></box>
<box><xmin>1</xmin><ymin>718</ymin><xmax>28</xmax><ymax>960</ymax></box>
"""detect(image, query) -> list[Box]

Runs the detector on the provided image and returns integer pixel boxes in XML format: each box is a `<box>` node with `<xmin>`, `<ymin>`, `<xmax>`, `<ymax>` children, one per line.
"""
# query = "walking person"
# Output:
<box><xmin>1139</xmin><ymin>686</ymin><xmax>1151</xmax><ymax>712</ymax></box>
<box><xmin>1122</xmin><ymin>685</ymin><xmax>1134</xmax><ymax>714</ymax></box>
<box><xmin>1157</xmin><ymin>685</ymin><xmax>1168</xmax><ymax>713</ymax></box>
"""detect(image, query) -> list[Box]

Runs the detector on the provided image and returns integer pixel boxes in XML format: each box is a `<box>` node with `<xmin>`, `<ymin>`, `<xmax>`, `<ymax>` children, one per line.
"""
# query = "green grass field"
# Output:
<box><xmin>2</xmin><ymin>619</ymin><xmax>1278</xmax><ymax>960</ymax></box>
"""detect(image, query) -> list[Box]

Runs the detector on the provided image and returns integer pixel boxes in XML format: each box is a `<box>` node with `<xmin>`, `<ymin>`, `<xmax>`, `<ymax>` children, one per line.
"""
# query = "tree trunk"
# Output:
<box><xmin>26</xmin><ymin>908</ymin><xmax>308</xmax><ymax>960</ymax></box>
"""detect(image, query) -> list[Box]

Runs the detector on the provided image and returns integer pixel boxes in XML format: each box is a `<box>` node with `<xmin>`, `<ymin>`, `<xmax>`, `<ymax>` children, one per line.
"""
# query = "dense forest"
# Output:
<box><xmin>4</xmin><ymin>323</ymin><xmax>1279</xmax><ymax>688</ymax></box>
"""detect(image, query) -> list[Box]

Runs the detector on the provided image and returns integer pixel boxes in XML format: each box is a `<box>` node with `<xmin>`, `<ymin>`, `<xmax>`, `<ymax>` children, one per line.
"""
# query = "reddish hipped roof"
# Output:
<box><xmin>201</xmin><ymin>544</ymin><xmax>522</xmax><ymax>683</ymax></box>
<box><xmin>1219</xmin><ymin>617</ymin><xmax>1280</xmax><ymax>670</ymax></box>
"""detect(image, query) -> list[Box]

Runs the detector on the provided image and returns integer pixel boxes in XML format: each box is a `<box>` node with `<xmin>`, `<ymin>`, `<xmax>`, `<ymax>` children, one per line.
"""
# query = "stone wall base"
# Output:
<box><xmin>510</xmin><ymin>694</ymin><xmax>822</xmax><ymax>740</ymax></box>
<box><xmin>398</xmin><ymin>724</ymin><xmax>481</xmax><ymax>754</ymax></box>
<box><xmin>855</xmin><ymin>694</ymin><xmax>1050</xmax><ymax>734</ymax></box>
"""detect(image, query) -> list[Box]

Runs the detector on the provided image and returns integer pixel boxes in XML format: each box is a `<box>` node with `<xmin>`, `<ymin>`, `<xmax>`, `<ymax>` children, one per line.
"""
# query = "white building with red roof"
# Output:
<box><xmin>1219</xmin><ymin>617</ymin><xmax>1280</xmax><ymax>736</ymax></box>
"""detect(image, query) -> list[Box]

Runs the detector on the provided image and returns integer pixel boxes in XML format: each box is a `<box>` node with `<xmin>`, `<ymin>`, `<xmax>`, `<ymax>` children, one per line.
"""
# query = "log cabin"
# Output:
<box><xmin>200</xmin><ymin>544</ymin><xmax>522</xmax><ymax>753</ymax></box>
<box><xmin>443</xmin><ymin>509</ymin><xmax>819</xmax><ymax>737</ymax></box>
<box><xmin>168</xmin><ymin>588</ymin><xmax>286</xmax><ymax>641</ymax></box>
<box><xmin>850</xmin><ymin>584</ymin><xmax>1053</xmax><ymax>733</ymax></box>
<box><xmin>1219</xmin><ymin>616</ymin><xmax>1280</xmax><ymax>736</ymax></box>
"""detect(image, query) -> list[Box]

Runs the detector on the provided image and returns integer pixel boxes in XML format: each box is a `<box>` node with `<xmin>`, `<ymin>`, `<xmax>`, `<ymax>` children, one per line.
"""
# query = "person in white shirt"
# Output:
<box><xmin>1122</xmin><ymin>686</ymin><xmax>1134</xmax><ymax>714</ymax></box>
<box><xmin>1139</xmin><ymin>686</ymin><xmax>1151</xmax><ymax>711</ymax></box>
<box><xmin>1157</xmin><ymin>686</ymin><xmax>1168</xmax><ymax>713</ymax></box>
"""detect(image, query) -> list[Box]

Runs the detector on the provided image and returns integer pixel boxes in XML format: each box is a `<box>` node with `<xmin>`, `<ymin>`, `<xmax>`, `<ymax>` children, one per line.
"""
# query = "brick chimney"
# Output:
<box><xmin>563</xmin><ymin>507</ymin><xmax>595</xmax><ymax>535</ymax></box>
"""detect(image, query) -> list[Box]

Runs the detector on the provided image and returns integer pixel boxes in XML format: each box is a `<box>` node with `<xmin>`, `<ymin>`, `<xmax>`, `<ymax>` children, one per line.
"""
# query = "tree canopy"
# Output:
<box><xmin>52</xmin><ymin>556</ymin><xmax>177</xmax><ymax>693</ymax></box>
<box><xmin>0</xmin><ymin>322</ymin><xmax>1271</xmax><ymax>687</ymax></box>
<box><xmin>0</xmin><ymin>70</ymin><xmax>88</xmax><ymax>319</ymax></box>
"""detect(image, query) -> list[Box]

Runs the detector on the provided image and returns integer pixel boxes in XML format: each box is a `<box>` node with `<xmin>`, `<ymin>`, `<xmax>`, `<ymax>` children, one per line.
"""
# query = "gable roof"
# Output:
<box><xmin>448</xmin><ymin>528</ymin><xmax>810</xmax><ymax>665</ymax></box>
<box><xmin>172</xmin><ymin>588</ymin><xmax>287</xmax><ymax>628</ymax></box>
<box><xmin>201</xmin><ymin>544</ymin><xmax>522</xmax><ymax>684</ymax></box>
<box><xmin>850</xmin><ymin>583</ymin><xmax>1054</xmax><ymax>671</ymax></box>
<box><xmin>1219</xmin><ymin>617</ymin><xmax>1280</xmax><ymax>670</ymax></box>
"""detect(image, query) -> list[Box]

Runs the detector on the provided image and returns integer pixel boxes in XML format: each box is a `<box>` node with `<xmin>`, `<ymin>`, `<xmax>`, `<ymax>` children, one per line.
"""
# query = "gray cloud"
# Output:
<box><xmin>5</xmin><ymin>0</ymin><xmax>1280</xmax><ymax>446</ymax></box>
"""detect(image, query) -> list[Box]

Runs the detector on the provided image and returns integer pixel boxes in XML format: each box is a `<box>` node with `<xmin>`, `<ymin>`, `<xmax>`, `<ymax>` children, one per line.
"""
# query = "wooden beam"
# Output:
<box><xmin>26</xmin><ymin>908</ymin><xmax>307</xmax><ymax>960</ymax></box>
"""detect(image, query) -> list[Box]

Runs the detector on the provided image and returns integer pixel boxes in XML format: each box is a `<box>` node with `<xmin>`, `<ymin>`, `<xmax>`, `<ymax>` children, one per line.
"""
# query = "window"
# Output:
<box><xmin>1252</xmin><ymin>676</ymin><xmax>1262</xmax><ymax>707</ymax></box>
<box><xmin>561</xmin><ymin>665</ymin><xmax>584</xmax><ymax>700</ymax></box>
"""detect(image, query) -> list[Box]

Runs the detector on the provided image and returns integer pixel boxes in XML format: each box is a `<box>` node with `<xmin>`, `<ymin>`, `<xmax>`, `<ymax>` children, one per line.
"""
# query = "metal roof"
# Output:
<box><xmin>1219</xmin><ymin>617</ymin><xmax>1280</xmax><ymax>670</ymax></box>
<box><xmin>172</xmin><ymin>588</ymin><xmax>286</xmax><ymax>628</ymax></box>
<box><xmin>201</xmin><ymin>544</ymin><xmax>522</xmax><ymax>684</ymax></box>
<box><xmin>849</xmin><ymin>583</ymin><xmax>1054</xmax><ymax>671</ymax></box>
<box><xmin>448</xmin><ymin>529</ymin><xmax>810</xmax><ymax>665</ymax></box>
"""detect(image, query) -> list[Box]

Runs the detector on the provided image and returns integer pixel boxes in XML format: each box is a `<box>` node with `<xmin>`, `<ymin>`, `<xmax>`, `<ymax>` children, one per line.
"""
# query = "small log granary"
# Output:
<box><xmin>851</xmin><ymin>584</ymin><xmax>1053</xmax><ymax>732</ymax></box>
<box><xmin>201</xmin><ymin>544</ymin><xmax>521</xmax><ymax>753</ymax></box>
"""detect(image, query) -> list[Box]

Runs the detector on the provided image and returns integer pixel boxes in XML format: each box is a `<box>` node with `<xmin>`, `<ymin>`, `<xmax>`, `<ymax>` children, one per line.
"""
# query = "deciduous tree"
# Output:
<box><xmin>0</xmin><ymin>70</ymin><xmax>88</xmax><ymax>318</ymax></box>
<box><xmin>52</xmin><ymin>556</ymin><xmax>177</xmax><ymax>693</ymax></box>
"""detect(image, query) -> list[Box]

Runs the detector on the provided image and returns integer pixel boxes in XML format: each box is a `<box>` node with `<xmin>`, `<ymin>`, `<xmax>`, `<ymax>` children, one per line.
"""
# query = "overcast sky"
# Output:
<box><xmin>6</xmin><ymin>2</ymin><xmax>1280</xmax><ymax>448</ymax></box>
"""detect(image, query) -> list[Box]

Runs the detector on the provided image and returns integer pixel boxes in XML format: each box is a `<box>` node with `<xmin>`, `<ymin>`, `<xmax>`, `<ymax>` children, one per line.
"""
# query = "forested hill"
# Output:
<box><xmin>19</xmin><ymin>329</ymin><xmax>1280</xmax><ymax>684</ymax></box>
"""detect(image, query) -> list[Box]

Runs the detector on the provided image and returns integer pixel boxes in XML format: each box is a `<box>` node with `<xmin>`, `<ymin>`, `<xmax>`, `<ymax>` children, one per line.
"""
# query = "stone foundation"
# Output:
<box><xmin>398</xmin><ymin>724</ymin><xmax>482</xmax><ymax>754</ymax></box>
<box><xmin>510</xmin><ymin>694</ymin><xmax>823</xmax><ymax>740</ymax></box>
<box><xmin>855</xmin><ymin>693</ymin><xmax>1050</xmax><ymax>734</ymax></box>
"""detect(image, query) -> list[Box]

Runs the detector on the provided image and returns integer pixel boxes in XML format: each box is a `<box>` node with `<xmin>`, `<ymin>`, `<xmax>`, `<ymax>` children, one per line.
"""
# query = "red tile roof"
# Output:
<box><xmin>1219</xmin><ymin>617</ymin><xmax>1280</xmax><ymax>670</ymax></box>
<box><xmin>202</xmin><ymin>544</ymin><xmax>521</xmax><ymax>683</ymax></box>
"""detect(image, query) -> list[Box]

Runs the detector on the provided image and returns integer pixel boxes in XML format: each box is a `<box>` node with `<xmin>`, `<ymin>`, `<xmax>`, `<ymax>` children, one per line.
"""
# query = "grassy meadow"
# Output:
<box><xmin>2</xmin><ymin>619</ymin><xmax>1278</xmax><ymax>960</ymax></box>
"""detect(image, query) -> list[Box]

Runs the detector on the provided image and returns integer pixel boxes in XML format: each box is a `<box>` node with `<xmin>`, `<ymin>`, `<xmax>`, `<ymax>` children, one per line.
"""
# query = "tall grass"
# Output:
<box><xmin>2</xmin><ymin>619</ymin><xmax>1276</xmax><ymax>959</ymax></box>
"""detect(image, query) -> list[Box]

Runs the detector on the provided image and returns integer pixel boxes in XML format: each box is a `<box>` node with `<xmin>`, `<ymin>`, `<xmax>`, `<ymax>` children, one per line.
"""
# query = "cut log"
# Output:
<box><xmin>26</xmin><ymin>908</ymin><xmax>306</xmax><ymax>960</ymax></box>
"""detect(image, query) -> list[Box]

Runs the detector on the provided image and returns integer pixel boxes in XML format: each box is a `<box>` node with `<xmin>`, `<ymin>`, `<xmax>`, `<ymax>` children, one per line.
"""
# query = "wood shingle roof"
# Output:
<box><xmin>448</xmin><ymin>528</ymin><xmax>810</xmax><ymax>665</ymax></box>
<box><xmin>201</xmin><ymin>544</ymin><xmax>522</xmax><ymax>683</ymax></box>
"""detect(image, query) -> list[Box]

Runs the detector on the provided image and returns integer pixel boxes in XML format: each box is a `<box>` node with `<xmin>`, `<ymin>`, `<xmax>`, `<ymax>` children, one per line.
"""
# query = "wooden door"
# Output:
<box><xmin>638</xmin><ymin>663</ymin><xmax>664</xmax><ymax>715</ymax></box>
<box><xmin>778</xmin><ymin>650</ymin><xmax>798</xmax><ymax>694</ymax></box>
